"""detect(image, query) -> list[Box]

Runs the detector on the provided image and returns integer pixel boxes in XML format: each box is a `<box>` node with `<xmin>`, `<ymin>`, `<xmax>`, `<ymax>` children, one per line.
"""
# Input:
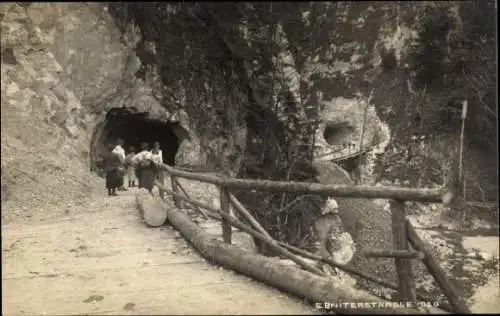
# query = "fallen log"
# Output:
<box><xmin>166</xmin><ymin>206</ymin><xmax>422</xmax><ymax>315</ymax></box>
<box><xmin>136</xmin><ymin>188</ymin><xmax>168</xmax><ymax>227</ymax></box>
<box><xmin>278</xmin><ymin>242</ymin><xmax>451</xmax><ymax>313</ymax></box>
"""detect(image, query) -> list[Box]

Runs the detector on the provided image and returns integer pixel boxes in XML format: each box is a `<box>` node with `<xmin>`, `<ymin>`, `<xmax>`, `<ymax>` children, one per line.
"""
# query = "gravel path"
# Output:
<box><xmin>2</xmin><ymin>187</ymin><xmax>316</xmax><ymax>315</ymax></box>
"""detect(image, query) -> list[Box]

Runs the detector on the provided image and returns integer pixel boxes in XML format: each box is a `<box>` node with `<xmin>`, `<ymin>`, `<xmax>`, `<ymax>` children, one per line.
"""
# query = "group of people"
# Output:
<box><xmin>104</xmin><ymin>139</ymin><xmax>165</xmax><ymax>197</ymax></box>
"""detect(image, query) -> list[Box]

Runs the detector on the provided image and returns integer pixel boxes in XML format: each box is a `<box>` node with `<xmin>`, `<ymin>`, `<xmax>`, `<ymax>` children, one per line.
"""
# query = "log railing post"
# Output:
<box><xmin>171</xmin><ymin>174</ymin><xmax>180</xmax><ymax>208</ymax></box>
<box><xmin>407</xmin><ymin>220</ymin><xmax>471</xmax><ymax>314</ymax></box>
<box><xmin>220</xmin><ymin>186</ymin><xmax>231</xmax><ymax>244</ymax></box>
<box><xmin>229</xmin><ymin>194</ymin><xmax>272</xmax><ymax>239</ymax></box>
<box><xmin>390</xmin><ymin>199</ymin><xmax>416</xmax><ymax>303</ymax></box>
<box><xmin>174</xmin><ymin>177</ymin><xmax>210</xmax><ymax>220</ymax></box>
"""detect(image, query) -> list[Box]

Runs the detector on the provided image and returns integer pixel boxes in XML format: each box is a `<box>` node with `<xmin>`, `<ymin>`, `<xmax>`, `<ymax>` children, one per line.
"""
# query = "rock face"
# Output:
<box><xmin>0</xmin><ymin>3</ymin><xmax>202</xmax><ymax>221</ymax></box>
<box><xmin>2</xmin><ymin>1</ymin><xmax>495</xmax><ymax>286</ymax></box>
<box><xmin>313</xmin><ymin>160</ymin><xmax>397</xmax><ymax>287</ymax></box>
<box><xmin>1</xmin><ymin>3</ymin><xmax>102</xmax><ymax>219</ymax></box>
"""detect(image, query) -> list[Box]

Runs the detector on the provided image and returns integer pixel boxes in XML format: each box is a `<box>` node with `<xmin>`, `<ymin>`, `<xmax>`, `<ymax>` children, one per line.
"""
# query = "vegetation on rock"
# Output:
<box><xmin>108</xmin><ymin>1</ymin><xmax>497</xmax><ymax>248</ymax></box>
<box><xmin>373</xmin><ymin>1</ymin><xmax>497</xmax><ymax>222</ymax></box>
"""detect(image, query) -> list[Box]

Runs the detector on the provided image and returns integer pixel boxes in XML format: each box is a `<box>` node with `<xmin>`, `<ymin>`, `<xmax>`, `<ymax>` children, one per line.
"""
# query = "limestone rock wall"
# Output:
<box><xmin>0</xmin><ymin>3</ymin><xmax>193</xmax><ymax>220</ymax></box>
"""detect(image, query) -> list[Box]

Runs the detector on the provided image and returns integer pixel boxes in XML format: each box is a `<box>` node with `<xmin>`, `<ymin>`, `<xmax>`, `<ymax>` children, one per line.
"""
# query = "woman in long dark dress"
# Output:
<box><xmin>131</xmin><ymin>142</ymin><xmax>158</xmax><ymax>193</ymax></box>
<box><xmin>104</xmin><ymin>146</ymin><xmax>123</xmax><ymax>196</ymax></box>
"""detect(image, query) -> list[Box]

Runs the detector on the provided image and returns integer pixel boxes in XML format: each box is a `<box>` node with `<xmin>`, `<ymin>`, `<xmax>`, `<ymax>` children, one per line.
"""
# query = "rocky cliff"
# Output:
<box><xmin>1</xmin><ymin>3</ymin><xmax>201</xmax><ymax>221</ymax></box>
<box><xmin>1</xmin><ymin>1</ymin><xmax>496</xmax><ymax>291</ymax></box>
<box><xmin>105</xmin><ymin>1</ymin><xmax>496</xmax><ymax>238</ymax></box>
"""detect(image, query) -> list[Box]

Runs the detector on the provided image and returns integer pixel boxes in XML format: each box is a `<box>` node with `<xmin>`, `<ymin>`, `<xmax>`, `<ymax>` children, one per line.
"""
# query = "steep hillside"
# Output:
<box><xmin>1</xmin><ymin>1</ymin><xmax>496</xmax><ymax>300</ymax></box>
<box><xmin>0</xmin><ymin>3</ymin><xmax>192</xmax><ymax>221</ymax></box>
<box><xmin>1</xmin><ymin>3</ymin><xmax>105</xmax><ymax>221</ymax></box>
<box><xmin>104</xmin><ymin>1</ymin><xmax>497</xmax><ymax>282</ymax></box>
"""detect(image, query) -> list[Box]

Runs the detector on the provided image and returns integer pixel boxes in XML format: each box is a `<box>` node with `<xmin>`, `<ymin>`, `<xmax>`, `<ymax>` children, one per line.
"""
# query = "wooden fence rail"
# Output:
<box><xmin>160</xmin><ymin>164</ymin><xmax>469</xmax><ymax>314</ymax></box>
<box><xmin>162</xmin><ymin>164</ymin><xmax>445</xmax><ymax>202</ymax></box>
<box><xmin>159</xmin><ymin>180</ymin><xmax>455</xmax><ymax>313</ymax></box>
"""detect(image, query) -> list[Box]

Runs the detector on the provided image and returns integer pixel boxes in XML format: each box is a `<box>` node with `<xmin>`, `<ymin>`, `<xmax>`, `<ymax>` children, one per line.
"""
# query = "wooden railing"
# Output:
<box><xmin>158</xmin><ymin>163</ymin><xmax>470</xmax><ymax>314</ymax></box>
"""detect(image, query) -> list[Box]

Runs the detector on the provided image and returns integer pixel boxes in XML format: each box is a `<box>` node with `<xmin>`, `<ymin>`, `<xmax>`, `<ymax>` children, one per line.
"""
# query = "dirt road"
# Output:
<box><xmin>2</xmin><ymin>188</ymin><xmax>316</xmax><ymax>315</ymax></box>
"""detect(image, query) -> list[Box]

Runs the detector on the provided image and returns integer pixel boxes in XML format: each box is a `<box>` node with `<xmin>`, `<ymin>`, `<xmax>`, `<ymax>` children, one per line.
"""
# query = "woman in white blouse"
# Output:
<box><xmin>131</xmin><ymin>142</ymin><xmax>156</xmax><ymax>193</ymax></box>
<box><xmin>151</xmin><ymin>141</ymin><xmax>163</xmax><ymax>165</ymax></box>
<box><xmin>151</xmin><ymin>141</ymin><xmax>165</xmax><ymax>198</ymax></box>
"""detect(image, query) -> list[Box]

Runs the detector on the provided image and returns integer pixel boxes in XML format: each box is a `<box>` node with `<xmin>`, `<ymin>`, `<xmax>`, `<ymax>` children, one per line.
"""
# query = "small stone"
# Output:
<box><xmin>123</xmin><ymin>303</ymin><xmax>135</xmax><ymax>310</ymax></box>
<box><xmin>83</xmin><ymin>295</ymin><xmax>104</xmax><ymax>303</ymax></box>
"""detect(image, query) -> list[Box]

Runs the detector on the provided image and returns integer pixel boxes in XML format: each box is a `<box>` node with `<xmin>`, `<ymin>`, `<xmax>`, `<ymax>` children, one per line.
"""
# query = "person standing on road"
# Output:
<box><xmin>104</xmin><ymin>143</ymin><xmax>123</xmax><ymax>196</ymax></box>
<box><xmin>151</xmin><ymin>141</ymin><xmax>165</xmax><ymax>198</ymax></box>
<box><xmin>131</xmin><ymin>142</ymin><xmax>157</xmax><ymax>194</ymax></box>
<box><xmin>125</xmin><ymin>146</ymin><xmax>137</xmax><ymax>188</ymax></box>
<box><xmin>151</xmin><ymin>141</ymin><xmax>163</xmax><ymax>165</ymax></box>
<box><xmin>112</xmin><ymin>138</ymin><xmax>127</xmax><ymax>191</ymax></box>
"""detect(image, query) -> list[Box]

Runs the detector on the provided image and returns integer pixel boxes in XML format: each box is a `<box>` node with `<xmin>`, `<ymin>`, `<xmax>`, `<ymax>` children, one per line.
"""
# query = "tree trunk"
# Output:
<box><xmin>312</xmin><ymin>161</ymin><xmax>397</xmax><ymax>287</ymax></box>
<box><xmin>166</xmin><ymin>206</ymin><xmax>421</xmax><ymax>315</ymax></box>
<box><xmin>136</xmin><ymin>188</ymin><xmax>168</xmax><ymax>227</ymax></box>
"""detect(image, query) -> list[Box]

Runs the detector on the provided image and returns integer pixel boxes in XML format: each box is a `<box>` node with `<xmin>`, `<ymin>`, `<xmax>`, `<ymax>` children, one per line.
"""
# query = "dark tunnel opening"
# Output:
<box><xmin>91</xmin><ymin>108</ymin><xmax>189</xmax><ymax>176</ymax></box>
<box><xmin>323</xmin><ymin>122</ymin><xmax>356</xmax><ymax>147</ymax></box>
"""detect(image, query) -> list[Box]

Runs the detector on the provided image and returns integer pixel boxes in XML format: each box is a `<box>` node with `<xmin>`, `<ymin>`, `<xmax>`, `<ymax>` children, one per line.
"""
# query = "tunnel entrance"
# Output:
<box><xmin>91</xmin><ymin>107</ymin><xmax>188</xmax><ymax>176</ymax></box>
<box><xmin>323</xmin><ymin>122</ymin><xmax>356</xmax><ymax>146</ymax></box>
